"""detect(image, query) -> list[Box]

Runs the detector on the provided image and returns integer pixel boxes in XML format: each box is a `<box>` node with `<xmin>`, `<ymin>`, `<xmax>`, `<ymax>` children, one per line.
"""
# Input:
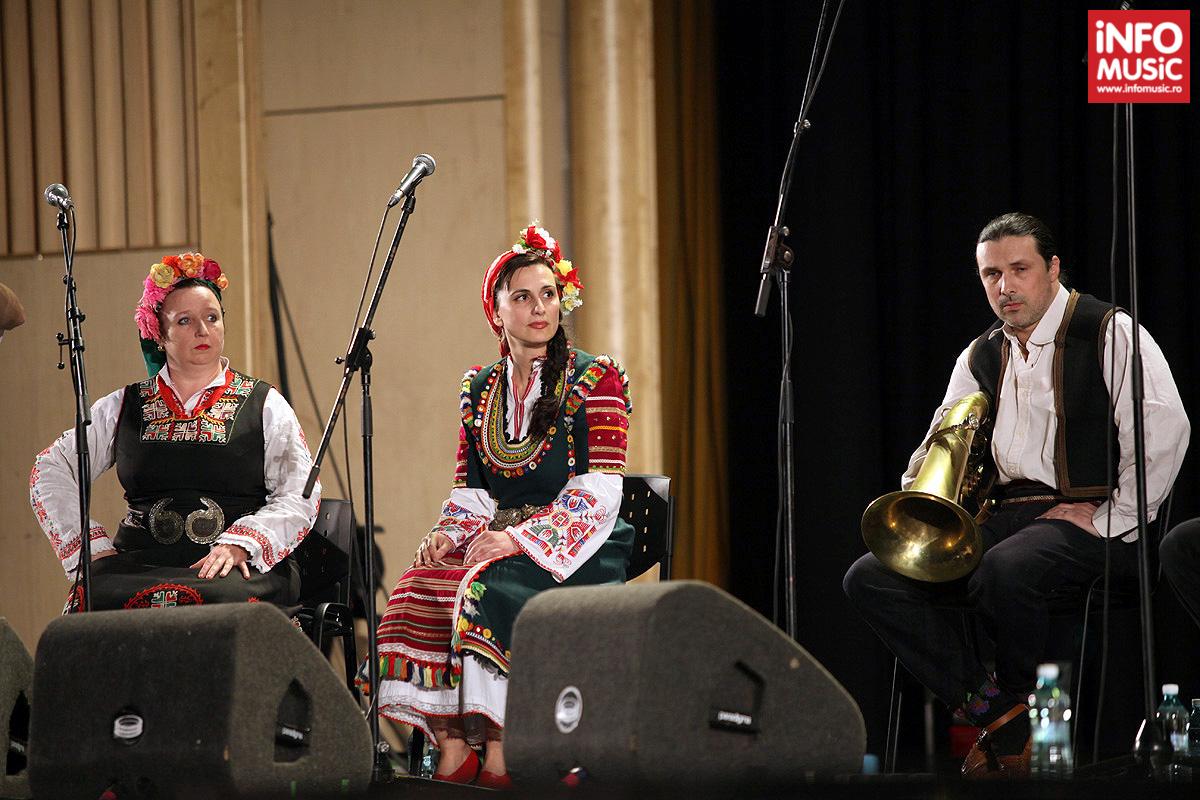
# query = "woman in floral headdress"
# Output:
<box><xmin>375</xmin><ymin>224</ymin><xmax>633</xmax><ymax>788</ymax></box>
<box><xmin>30</xmin><ymin>254</ymin><xmax>319</xmax><ymax>611</ymax></box>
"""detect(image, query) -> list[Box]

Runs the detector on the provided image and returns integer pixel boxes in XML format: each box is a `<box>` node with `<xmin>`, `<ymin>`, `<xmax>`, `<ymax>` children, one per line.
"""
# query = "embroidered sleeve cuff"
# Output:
<box><xmin>432</xmin><ymin>489</ymin><xmax>496</xmax><ymax>547</ymax></box>
<box><xmin>60</xmin><ymin>526</ymin><xmax>114</xmax><ymax>577</ymax></box>
<box><xmin>217</xmin><ymin>524</ymin><xmax>274</xmax><ymax>572</ymax></box>
<box><xmin>431</xmin><ymin>499</ymin><xmax>490</xmax><ymax>548</ymax></box>
<box><xmin>506</xmin><ymin>488</ymin><xmax>607</xmax><ymax>582</ymax></box>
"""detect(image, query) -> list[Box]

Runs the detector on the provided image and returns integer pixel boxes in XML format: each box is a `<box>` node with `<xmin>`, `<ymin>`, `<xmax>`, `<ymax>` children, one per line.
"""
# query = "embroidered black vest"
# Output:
<box><xmin>113</xmin><ymin>370</ymin><xmax>269</xmax><ymax>551</ymax></box>
<box><xmin>968</xmin><ymin>290</ymin><xmax>1119</xmax><ymax>498</ymax></box>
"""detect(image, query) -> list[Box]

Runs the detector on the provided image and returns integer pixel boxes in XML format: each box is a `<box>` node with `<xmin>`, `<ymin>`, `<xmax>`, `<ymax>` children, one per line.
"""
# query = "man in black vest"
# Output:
<box><xmin>844</xmin><ymin>212</ymin><xmax>1189</xmax><ymax>778</ymax></box>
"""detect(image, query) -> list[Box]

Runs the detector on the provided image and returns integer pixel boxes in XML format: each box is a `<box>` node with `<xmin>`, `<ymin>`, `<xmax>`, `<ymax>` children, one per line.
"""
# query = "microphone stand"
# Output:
<box><xmin>1120</xmin><ymin>101</ymin><xmax>1167</xmax><ymax>777</ymax></box>
<box><xmin>303</xmin><ymin>190</ymin><xmax>420</xmax><ymax>784</ymax></box>
<box><xmin>53</xmin><ymin>205</ymin><xmax>94</xmax><ymax>612</ymax></box>
<box><xmin>753</xmin><ymin>0</ymin><xmax>844</xmax><ymax>642</ymax></box>
<box><xmin>755</xmin><ymin>197</ymin><xmax>800</xmax><ymax>641</ymax></box>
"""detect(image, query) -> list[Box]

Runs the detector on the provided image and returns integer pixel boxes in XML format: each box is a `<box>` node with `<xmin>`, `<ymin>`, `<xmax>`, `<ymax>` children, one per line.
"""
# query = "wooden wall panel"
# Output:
<box><xmin>92</xmin><ymin>0</ymin><xmax>129</xmax><ymax>249</ymax></box>
<box><xmin>120</xmin><ymin>0</ymin><xmax>157</xmax><ymax>248</ymax></box>
<box><xmin>149</xmin><ymin>0</ymin><xmax>189</xmax><ymax>246</ymax></box>
<box><xmin>61</xmin><ymin>0</ymin><xmax>99</xmax><ymax>250</ymax></box>
<box><xmin>2</xmin><ymin>1</ymin><xmax>36</xmax><ymax>253</ymax></box>
<box><xmin>29</xmin><ymin>0</ymin><xmax>64</xmax><ymax>252</ymax></box>
<box><xmin>260</xmin><ymin>0</ymin><xmax>504</xmax><ymax>113</ymax></box>
<box><xmin>1</xmin><ymin>0</ymin><xmax>198</xmax><ymax>257</ymax></box>
<box><xmin>0</xmin><ymin>248</ymin><xmax>160</xmax><ymax>654</ymax></box>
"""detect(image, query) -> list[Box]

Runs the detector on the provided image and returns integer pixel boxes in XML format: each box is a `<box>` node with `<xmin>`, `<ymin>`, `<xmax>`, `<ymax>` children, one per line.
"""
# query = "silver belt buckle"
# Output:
<box><xmin>148</xmin><ymin>497</ymin><xmax>225</xmax><ymax>545</ymax></box>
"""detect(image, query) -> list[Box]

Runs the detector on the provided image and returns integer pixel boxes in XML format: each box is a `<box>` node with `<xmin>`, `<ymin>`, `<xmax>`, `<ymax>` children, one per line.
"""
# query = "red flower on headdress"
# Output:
<box><xmin>520</xmin><ymin>225</ymin><xmax>562</xmax><ymax>263</ymax></box>
<box><xmin>523</xmin><ymin>225</ymin><xmax>548</xmax><ymax>250</ymax></box>
<box><xmin>556</xmin><ymin>261</ymin><xmax>582</xmax><ymax>289</ymax></box>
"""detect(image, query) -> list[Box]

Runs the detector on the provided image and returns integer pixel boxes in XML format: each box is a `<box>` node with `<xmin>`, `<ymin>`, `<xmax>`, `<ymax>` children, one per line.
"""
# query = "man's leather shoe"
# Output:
<box><xmin>961</xmin><ymin>704</ymin><xmax>1031</xmax><ymax>779</ymax></box>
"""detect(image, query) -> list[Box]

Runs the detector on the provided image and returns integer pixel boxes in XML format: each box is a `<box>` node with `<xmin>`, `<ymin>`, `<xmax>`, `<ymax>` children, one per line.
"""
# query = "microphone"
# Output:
<box><xmin>387</xmin><ymin>154</ymin><xmax>436</xmax><ymax>207</ymax></box>
<box><xmin>44</xmin><ymin>183</ymin><xmax>73</xmax><ymax>210</ymax></box>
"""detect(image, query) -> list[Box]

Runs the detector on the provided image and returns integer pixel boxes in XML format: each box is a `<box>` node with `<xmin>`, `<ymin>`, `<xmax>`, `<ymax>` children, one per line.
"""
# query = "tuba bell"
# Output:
<box><xmin>861</xmin><ymin>391</ymin><xmax>993</xmax><ymax>583</ymax></box>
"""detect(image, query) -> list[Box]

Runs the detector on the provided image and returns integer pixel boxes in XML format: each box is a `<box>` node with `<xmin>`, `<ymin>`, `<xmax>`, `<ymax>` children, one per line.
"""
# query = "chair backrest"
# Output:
<box><xmin>294</xmin><ymin>498</ymin><xmax>355</xmax><ymax>604</ymax></box>
<box><xmin>621</xmin><ymin>474</ymin><xmax>674</xmax><ymax>581</ymax></box>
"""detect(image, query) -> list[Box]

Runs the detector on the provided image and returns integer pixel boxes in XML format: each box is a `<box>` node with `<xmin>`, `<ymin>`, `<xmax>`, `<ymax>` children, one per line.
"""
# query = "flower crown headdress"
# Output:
<box><xmin>134</xmin><ymin>253</ymin><xmax>228</xmax><ymax>378</ymax></box>
<box><xmin>481</xmin><ymin>224</ymin><xmax>583</xmax><ymax>355</ymax></box>
<box><xmin>484</xmin><ymin>221</ymin><xmax>583</xmax><ymax>319</ymax></box>
<box><xmin>134</xmin><ymin>253</ymin><xmax>228</xmax><ymax>342</ymax></box>
<box><xmin>507</xmin><ymin>224</ymin><xmax>583</xmax><ymax>313</ymax></box>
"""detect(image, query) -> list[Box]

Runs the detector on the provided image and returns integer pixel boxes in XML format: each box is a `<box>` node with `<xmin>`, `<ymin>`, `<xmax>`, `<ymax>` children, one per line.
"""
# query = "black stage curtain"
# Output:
<box><xmin>715</xmin><ymin>0</ymin><xmax>1198</xmax><ymax>758</ymax></box>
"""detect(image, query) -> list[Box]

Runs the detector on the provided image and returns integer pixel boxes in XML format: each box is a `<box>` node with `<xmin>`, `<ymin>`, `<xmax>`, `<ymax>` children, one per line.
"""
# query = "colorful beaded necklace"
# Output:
<box><xmin>469</xmin><ymin>350</ymin><xmax>577</xmax><ymax>478</ymax></box>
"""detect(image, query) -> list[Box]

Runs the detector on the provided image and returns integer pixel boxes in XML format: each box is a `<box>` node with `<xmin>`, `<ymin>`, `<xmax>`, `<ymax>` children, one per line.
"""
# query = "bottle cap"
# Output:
<box><xmin>1163</xmin><ymin>683</ymin><xmax>1179</xmax><ymax>696</ymax></box>
<box><xmin>1037</xmin><ymin>663</ymin><xmax>1060</xmax><ymax>680</ymax></box>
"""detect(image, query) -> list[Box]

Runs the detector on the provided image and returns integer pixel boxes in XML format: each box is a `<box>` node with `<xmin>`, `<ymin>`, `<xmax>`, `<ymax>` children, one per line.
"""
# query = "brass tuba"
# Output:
<box><xmin>861</xmin><ymin>391</ymin><xmax>992</xmax><ymax>582</ymax></box>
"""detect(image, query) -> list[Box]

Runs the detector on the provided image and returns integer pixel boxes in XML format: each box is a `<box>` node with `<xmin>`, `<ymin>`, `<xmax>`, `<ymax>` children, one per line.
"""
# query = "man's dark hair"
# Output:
<box><xmin>977</xmin><ymin>212</ymin><xmax>1058</xmax><ymax>267</ymax></box>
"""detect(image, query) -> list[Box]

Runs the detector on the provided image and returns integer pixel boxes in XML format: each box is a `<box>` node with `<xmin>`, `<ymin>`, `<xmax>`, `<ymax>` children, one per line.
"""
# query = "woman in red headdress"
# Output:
<box><xmin>30</xmin><ymin>254</ymin><xmax>319</xmax><ymax>611</ymax></box>
<box><xmin>375</xmin><ymin>224</ymin><xmax>633</xmax><ymax>788</ymax></box>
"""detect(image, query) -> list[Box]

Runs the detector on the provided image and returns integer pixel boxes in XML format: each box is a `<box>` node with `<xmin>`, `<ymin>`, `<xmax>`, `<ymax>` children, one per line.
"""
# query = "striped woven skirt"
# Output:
<box><xmin>375</xmin><ymin>532</ymin><xmax>631</xmax><ymax>739</ymax></box>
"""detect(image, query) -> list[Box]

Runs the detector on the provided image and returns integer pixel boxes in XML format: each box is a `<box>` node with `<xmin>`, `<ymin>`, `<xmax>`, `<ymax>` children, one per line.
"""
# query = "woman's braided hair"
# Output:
<box><xmin>491</xmin><ymin>252</ymin><xmax>571</xmax><ymax>440</ymax></box>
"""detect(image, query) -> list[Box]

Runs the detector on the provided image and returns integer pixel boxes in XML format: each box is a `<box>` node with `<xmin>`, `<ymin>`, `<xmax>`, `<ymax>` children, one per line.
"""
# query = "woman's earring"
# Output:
<box><xmin>157</xmin><ymin>342</ymin><xmax>165</xmax><ymax>351</ymax></box>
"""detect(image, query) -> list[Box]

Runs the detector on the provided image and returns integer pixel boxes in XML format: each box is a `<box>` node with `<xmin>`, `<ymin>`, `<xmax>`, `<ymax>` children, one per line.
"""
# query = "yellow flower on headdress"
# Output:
<box><xmin>149</xmin><ymin>262</ymin><xmax>175</xmax><ymax>288</ymax></box>
<box><xmin>562</xmin><ymin>283</ymin><xmax>582</xmax><ymax>312</ymax></box>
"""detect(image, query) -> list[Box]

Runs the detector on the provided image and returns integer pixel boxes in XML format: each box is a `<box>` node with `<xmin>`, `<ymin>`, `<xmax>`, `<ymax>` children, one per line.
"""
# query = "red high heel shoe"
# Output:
<box><xmin>432</xmin><ymin>748</ymin><xmax>480</xmax><ymax>784</ymax></box>
<box><xmin>476</xmin><ymin>769</ymin><xmax>515</xmax><ymax>790</ymax></box>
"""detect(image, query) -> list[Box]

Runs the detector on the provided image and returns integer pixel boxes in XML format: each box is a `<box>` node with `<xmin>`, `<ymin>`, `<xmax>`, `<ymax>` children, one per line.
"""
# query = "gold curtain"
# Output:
<box><xmin>651</xmin><ymin>0</ymin><xmax>728</xmax><ymax>586</ymax></box>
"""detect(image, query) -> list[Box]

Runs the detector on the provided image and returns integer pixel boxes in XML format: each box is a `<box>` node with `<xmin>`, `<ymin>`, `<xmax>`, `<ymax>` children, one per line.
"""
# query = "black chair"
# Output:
<box><xmin>622</xmin><ymin>473</ymin><xmax>675</xmax><ymax>581</ymax></box>
<box><xmin>291</xmin><ymin>498</ymin><xmax>358</xmax><ymax>696</ymax></box>
<box><xmin>1047</xmin><ymin>492</ymin><xmax>1174</xmax><ymax>767</ymax></box>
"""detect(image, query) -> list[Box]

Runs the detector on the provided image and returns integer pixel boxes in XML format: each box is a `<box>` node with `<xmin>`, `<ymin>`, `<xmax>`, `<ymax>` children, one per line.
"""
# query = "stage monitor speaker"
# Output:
<box><xmin>1</xmin><ymin>619</ymin><xmax>32</xmax><ymax>799</ymax></box>
<box><xmin>28</xmin><ymin>603</ymin><xmax>371</xmax><ymax>798</ymax></box>
<box><xmin>506</xmin><ymin>580</ymin><xmax>865</xmax><ymax>786</ymax></box>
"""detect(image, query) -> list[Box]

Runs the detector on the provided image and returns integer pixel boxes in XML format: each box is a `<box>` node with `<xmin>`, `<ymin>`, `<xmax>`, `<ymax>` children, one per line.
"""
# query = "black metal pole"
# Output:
<box><xmin>304</xmin><ymin>194</ymin><xmax>416</xmax><ymax>500</ymax></box>
<box><xmin>358</xmin><ymin>354</ymin><xmax>390</xmax><ymax>782</ymax></box>
<box><xmin>777</xmin><ymin>266</ymin><xmax>796</xmax><ymax>638</ymax></box>
<box><xmin>302</xmin><ymin>190</ymin><xmax>420</xmax><ymax>783</ymax></box>
<box><xmin>56</xmin><ymin>208</ymin><xmax>94</xmax><ymax>611</ymax></box>
<box><xmin>1123</xmin><ymin>101</ymin><xmax>1166</xmax><ymax>773</ymax></box>
<box><xmin>266</xmin><ymin>212</ymin><xmax>291</xmax><ymax>400</ymax></box>
<box><xmin>752</xmin><ymin>0</ymin><xmax>845</xmax><ymax>641</ymax></box>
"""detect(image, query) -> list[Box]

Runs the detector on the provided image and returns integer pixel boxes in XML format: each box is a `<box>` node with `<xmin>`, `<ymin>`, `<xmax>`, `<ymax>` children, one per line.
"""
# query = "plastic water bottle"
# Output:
<box><xmin>1156</xmin><ymin>684</ymin><xmax>1189</xmax><ymax>781</ymax></box>
<box><xmin>1029</xmin><ymin>663</ymin><xmax>1073</xmax><ymax>778</ymax></box>
<box><xmin>1189</xmin><ymin>699</ymin><xmax>1200</xmax><ymax>755</ymax></box>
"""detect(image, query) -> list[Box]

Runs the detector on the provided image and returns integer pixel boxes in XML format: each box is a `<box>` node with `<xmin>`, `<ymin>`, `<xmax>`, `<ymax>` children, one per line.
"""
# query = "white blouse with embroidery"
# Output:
<box><xmin>30</xmin><ymin>361</ymin><xmax>320</xmax><ymax>577</ymax></box>
<box><xmin>433</xmin><ymin>356</ymin><xmax>624</xmax><ymax>583</ymax></box>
